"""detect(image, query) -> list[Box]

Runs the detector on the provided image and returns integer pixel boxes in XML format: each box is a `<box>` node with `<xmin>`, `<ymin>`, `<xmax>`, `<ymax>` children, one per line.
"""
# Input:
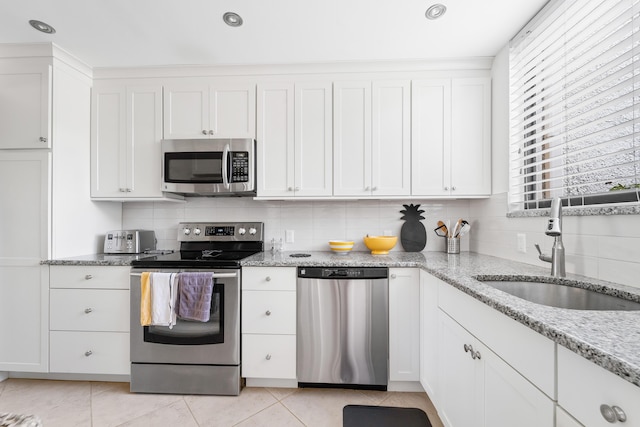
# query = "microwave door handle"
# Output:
<box><xmin>222</xmin><ymin>144</ymin><xmax>230</xmax><ymax>189</ymax></box>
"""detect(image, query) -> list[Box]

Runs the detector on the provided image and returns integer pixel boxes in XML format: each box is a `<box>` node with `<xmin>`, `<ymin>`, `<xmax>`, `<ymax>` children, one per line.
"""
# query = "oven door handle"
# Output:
<box><xmin>130</xmin><ymin>272</ymin><xmax>238</xmax><ymax>278</ymax></box>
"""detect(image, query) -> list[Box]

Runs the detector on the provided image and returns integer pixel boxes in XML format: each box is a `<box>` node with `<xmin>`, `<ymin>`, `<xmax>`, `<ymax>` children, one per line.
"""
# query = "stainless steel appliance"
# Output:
<box><xmin>129</xmin><ymin>221</ymin><xmax>263</xmax><ymax>395</ymax></box>
<box><xmin>297</xmin><ymin>267</ymin><xmax>389</xmax><ymax>390</ymax></box>
<box><xmin>161</xmin><ymin>138</ymin><xmax>256</xmax><ymax>196</ymax></box>
<box><xmin>104</xmin><ymin>230</ymin><xmax>156</xmax><ymax>254</ymax></box>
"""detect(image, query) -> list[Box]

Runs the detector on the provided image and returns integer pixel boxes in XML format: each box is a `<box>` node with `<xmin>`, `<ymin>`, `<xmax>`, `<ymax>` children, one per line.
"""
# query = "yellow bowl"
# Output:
<box><xmin>329</xmin><ymin>240</ymin><xmax>354</xmax><ymax>254</ymax></box>
<box><xmin>363</xmin><ymin>236</ymin><xmax>398</xmax><ymax>255</ymax></box>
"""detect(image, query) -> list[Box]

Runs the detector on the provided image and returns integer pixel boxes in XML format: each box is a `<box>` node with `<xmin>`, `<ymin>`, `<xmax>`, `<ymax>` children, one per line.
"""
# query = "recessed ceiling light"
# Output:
<box><xmin>29</xmin><ymin>19</ymin><xmax>56</xmax><ymax>34</ymax></box>
<box><xmin>425</xmin><ymin>4</ymin><xmax>447</xmax><ymax>20</ymax></box>
<box><xmin>223</xmin><ymin>12</ymin><xmax>243</xmax><ymax>27</ymax></box>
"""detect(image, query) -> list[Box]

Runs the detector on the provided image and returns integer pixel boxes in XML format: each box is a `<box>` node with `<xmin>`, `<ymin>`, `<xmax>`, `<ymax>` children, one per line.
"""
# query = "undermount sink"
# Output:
<box><xmin>475</xmin><ymin>276</ymin><xmax>640</xmax><ymax>311</ymax></box>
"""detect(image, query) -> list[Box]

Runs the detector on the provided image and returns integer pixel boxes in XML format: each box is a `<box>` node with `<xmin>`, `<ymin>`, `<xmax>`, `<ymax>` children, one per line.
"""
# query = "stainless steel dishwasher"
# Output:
<box><xmin>297</xmin><ymin>266</ymin><xmax>389</xmax><ymax>390</ymax></box>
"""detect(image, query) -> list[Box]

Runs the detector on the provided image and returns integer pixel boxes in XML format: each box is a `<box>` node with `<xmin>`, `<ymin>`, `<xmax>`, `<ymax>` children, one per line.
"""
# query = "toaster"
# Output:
<box><xmin>104</xmin><ymin>230</ymin><xmax>156</xmax><ymax>254</ymax></box>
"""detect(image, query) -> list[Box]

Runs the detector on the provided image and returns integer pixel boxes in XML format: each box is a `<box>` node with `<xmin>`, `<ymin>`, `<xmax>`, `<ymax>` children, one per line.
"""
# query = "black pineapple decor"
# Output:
<box><xmin>400</xmin><ymin>204</ymin><xmax>427</xmax><ymax>252</ymax></box>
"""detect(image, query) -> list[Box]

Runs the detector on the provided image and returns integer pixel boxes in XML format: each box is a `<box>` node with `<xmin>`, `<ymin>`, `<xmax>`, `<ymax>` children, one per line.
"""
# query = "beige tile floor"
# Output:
<box><xmin>0</xmin><ymin>379</ymin><xmax>444</xmax><ymax>427</ymax></box>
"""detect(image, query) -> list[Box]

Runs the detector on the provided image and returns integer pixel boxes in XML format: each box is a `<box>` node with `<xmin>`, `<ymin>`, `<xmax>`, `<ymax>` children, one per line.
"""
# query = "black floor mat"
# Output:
<box><xmin>343</xmin><ymin>405</ymin><xmax>432</xmax><ymax>427</ymax></box>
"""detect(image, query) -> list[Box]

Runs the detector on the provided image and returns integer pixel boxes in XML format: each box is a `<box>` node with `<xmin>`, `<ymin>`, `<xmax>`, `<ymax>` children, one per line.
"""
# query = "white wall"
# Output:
<box><xmin>123</xmin><ymin>198</ymin><xmax>471</xmax><ymax>254</ymax></box>
<box><xmin>469</xmin><ymin>45</ymin><xmax>640</xmax><ymax>289</ymax></box>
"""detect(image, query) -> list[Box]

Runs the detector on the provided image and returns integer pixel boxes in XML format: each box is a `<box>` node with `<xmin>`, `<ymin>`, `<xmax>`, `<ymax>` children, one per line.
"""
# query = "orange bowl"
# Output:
<box><xmin>363</xmin><ymin>236</ymin><xmax>397</xmax><ymax>255</ymax></box>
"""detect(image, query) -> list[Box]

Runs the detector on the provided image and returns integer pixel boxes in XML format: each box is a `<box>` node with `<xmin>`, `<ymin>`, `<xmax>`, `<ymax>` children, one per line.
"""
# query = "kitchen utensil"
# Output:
<box><xmin>434</xmin><ymin>221</ymin><xmax>448</xmax><ymax>237</ymax></box>
<box><xmin>456</xmin><ymin>221</ymin><xmax>470</xmax><ymax>237</ymax></box>
<box><xmin>451</xmin><ymin>219</ymin><xmax>463</xmax><ymax>239</ymax></box>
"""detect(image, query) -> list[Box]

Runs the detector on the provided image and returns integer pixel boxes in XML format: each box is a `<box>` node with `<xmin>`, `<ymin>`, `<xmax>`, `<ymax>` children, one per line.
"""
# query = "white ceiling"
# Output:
<box><xmin>0</xmin><ymin>0</ymin><xmax>548</xmax><ymax>69</ymax></box>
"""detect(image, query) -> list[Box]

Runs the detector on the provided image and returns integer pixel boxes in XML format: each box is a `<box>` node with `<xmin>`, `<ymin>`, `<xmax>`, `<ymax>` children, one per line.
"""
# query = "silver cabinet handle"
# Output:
<box><xmin>265</xmin><ymin>276</ymin><xmax>271</xmax><ymax>282</ymax></box>
<box><xmin>265</xmin><ymin>354</ymin><xmax>272</xmax><ymax>360</ymax></box>
<box><xmin>600</xmin><ymin>404</ymin><xmax>627</xmax><ymax>423</ymax></box>
<box><xmin>372</xmin><ymin>187</ymin><xmax>378</xmax><ymax>191</ymax></box>
<box><xmin>472</xmin><ymin>350</ymin><xmax>481</xmax><ymax>360</ymax></box>
<box><xmin>84</xmin><ymin>308</ymin><xmax>93</xmax><ymax>314</ymax></box>
<box><xmin>452</xmin><ymin>186</ymin><xmax>457</xmax><ymax>191</ymax></box>
<box><xmin>202</xmin><ymin>130</ymin><xmax>208</xmax><ymax>135</ymax></box>
<box><xmin>444</xmin><ymin>186</ymin><xmax>449</xmax><ymax>191</ymax></box>
<box><xmin>365</xmin><ymin>186</ymin><xmax>371</xmax><ymax>191</ymax></box>
<box><xmin>84</xmin><ymin>351</ymin><xmax>93</xmax><ymax>357</ymax></box>
<box><xmin>288</xmin><ymin>187</ymin><xmax>294</xmax><ymax>191</ymax></box>
<box><xmin>265</xmin><ymin>310</ymin><xmax>271</xmax><ymax>316</ymax></box>
<box><xmin>464</xmin><ymin>344</ymin><xmax>471</xmax><ymax>353</ymax></box>
<box><xmin>390</xmin><ymin>274</ymin><xmax>397</xmax><ymax>279</ymax></box>
<box><xmin>208</xmin><ymin>130</ymin><xmax>214</xmax><ymax>135</ymax></box>
<box><xmin>85</xmin><ymin>275</ymin><xmax>93</xmax><ymax>280</ymax></box>
<box><xmin>295</xmin><ymin>187</ymin><xmax>300</xmax><ymax>191</ymax></box>
<box><xmin>39</xmin><ymin>136</ymin><xmax>47</xmax><ymax>143</ymax></box>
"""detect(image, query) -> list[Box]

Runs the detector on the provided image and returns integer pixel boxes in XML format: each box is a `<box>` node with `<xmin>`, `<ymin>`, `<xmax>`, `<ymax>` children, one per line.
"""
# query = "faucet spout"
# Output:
<box><xmin>538</xmin><ymin>197</ymin><xmax>566</xmax><ymax>277</ymax></box>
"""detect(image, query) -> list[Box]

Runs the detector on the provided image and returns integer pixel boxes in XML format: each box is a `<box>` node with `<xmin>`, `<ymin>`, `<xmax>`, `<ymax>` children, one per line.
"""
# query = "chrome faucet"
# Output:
<box><xmin>534</xmin><ymin>197</ymin><xmax>566</xmax><ymax>277</ymax></box>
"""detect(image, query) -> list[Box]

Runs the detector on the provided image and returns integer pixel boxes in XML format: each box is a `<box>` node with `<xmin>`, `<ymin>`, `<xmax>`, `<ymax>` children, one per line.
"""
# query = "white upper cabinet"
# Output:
<box><xmin>334</xmin><ymin>80</ymin><xmax>410</xmax><ymax>197</ymax></box>
<box><xmin>0</xmin><ymin>60</ymin><xmax>52</xmax><ymax>149</ymax></box>
<box><xmin>91</xmin><ymin>84</ymin><xmax>174</xmax><ymax>200</ymax></box>
<box><xmin>257</xmin><ymin>81</ymin><xmax>332</xmax><ymax>198</ymax></box>
<box><xmin>163</xmin><ymin>82</ymin><xmax>256</xmax><ymax>139</ymax></box>
<box><xmin>412</xmin><ymin>77</ymin><xmax>491</xmax><ymax>197</ymax></box>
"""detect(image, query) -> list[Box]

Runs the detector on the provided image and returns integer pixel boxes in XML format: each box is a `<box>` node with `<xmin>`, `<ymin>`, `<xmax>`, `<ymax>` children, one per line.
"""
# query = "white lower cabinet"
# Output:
<box><xmin>49</xmin><ymin>265</ymin><xmax>130</xmax><ymax>375</ymax></box>
<box><xmin>431</xmin><ymin>275</ymin><xmax>554</xmax><ymax>427</ymax></box>
<box><xmin>558</xmin><ymin>345</ymin><xmax>640</xmax><ymax>427</ymax></box>
<box><xmin>241</xmin><ymin>267</ymin><xmax>296</xmax><ymax>382</ymax></box>
<box><xmin>556</xmin><ymin>406</ymin><xmax>584</xmax><ymax>427</ymax></box>
<box><xmin>389</xmin><ymin>268</ymin><xmax>420</xmax><ymax>382</ymax></box>
<box><xmin>419</xmin><ymin>270</ymin><xmax>439</xmax><ymax>399</ymax></box>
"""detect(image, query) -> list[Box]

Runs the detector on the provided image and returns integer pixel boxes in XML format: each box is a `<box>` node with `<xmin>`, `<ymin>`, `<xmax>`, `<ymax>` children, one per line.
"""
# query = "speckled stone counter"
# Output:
<box><xmin>41</xmin><ymin>253</ymin><xmax>155</xmax><ymax>266</ymax></box>
<box><xmin>243</xmin><ymin>250</ymin><xmax>640</xmax><ymax>389</ymax></box>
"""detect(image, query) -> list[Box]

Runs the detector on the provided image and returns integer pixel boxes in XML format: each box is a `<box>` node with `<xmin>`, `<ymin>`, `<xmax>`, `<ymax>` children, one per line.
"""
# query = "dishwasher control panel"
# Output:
<box><xmin>298</xmin><ymin>267</ymin><xmax>388</xmax><ymax>279</ymax></box>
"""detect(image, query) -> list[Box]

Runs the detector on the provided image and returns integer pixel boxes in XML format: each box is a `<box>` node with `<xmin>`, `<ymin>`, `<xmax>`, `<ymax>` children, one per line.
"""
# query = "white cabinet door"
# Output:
<box><xmin>210</xmin><ymin>84</ymin><xmax>256</xmax><ymax>139</ymax></box>
<box><xmin>450</xmin><ymin>78</ymin><xmax>491</xmax><ymax>196</ymax></box>
<box><xmin>333</xmin><ymin>80</ymin><xmax>372</xmax><ymax>197</ymax></box>
<box><xmin>438</xmin><ymin>311</ymin><xmax>484</xmax><ymax>427</ymax></box>
<box><xmin>164</xmin><ymin>82</ymin><xmax>255</xmax><ymax>139</ymax></box>
<box><xmin>163</xmin><ymin>84</ymin><xmax>210</xmax><ymax>139</ymax></box>
<box><xmin>372</xmin><ymin>80</ymin><xmax>411</xmax><ymax>196</ymax></box>
<box><xmin>556</xmin><ymin>407</ymin><xmax>584</xmax><ymax>427</ymax></box>
<box><xmin>412</xmin><ymin>79</ymin><xmax>451</xmax><ymax>196</ymax></box>
<box><xmin>0</xmin><ymin>61</ymin><xmax>51</xmax><ymax>149</ymax></box>
<box><xmin>389</xmin><ymin>268</ymin><xmax>420</xmax><ymax>382</ymax></box>
<box><xmin>0</xmin><ymin>151</ymin><xmax>50</xmax><ymax>372</ymax></box>
<box><xmin>257</xmin><ymin>82</ymin><xmax>332</xmax><ymax>198</ymax></box>
<box><xmin>256</xmin><ymin>82</ymin><xmax>295</xmax><ymax>197</ymax></box>
<box><xmin>420</xmin><ymin>270</ymin><xmax>439</xmax><ymax>399</ymax></box>
<box><xmin>92</xmin><ymin>85</ymin><xmax>170</xmax><ymax>199</ymax></box>
<box><xmin>412</xmin><ymin>78</ymin><xmax>491</xmax><ymax>197</ymax></box>
<box><xmin>295</xmin><ymin>82</ymin><xmax>333</xmax><ymax>197</ymax></box>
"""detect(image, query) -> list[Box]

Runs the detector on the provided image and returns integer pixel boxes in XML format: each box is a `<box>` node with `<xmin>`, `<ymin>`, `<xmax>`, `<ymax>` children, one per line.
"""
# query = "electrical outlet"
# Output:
<box><xmin>285</xmin><ymin>230</ymin><xmax>294</xmax><ymax>243</ymax></box>
<box><xmin>517</xmin><ymin>233</ymin><xmax>527</xmax><ymax>253</ymax></box>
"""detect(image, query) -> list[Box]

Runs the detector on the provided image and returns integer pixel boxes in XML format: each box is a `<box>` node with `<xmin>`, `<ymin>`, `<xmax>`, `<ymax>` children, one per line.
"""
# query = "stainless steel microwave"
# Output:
<box><xmin>161</xmin><ymin>138</ymin><xmax>256</xmax><ymax>196</ymax></box>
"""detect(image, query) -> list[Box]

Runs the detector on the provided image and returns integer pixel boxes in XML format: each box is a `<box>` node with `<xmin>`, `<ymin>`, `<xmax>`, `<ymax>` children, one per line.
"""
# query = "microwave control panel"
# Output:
<box><xmin>231</xmin><ymin>152</ymin><xmax>250</xmax><ymax>183</ymax></box>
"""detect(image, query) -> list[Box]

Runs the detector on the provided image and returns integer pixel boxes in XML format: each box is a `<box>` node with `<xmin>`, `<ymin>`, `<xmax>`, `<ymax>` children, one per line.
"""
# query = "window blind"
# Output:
<box><xmin>509</xmin><ymin>0</ymin><xmax>640</xmax><ymax>211</ymax></box>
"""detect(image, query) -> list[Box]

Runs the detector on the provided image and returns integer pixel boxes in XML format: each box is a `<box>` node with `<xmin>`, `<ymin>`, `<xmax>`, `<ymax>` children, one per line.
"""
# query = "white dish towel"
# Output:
<box><xmin>150</xmin><ymin>272</ymin><xmax>178</xmax><ymax>328</ymax></box>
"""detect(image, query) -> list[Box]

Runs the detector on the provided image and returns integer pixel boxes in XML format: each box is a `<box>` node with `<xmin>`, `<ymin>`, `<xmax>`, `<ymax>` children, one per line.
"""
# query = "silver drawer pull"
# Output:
<box><xmin>39</xmin><ymin>136</ymin><xmax>47</xmax><ymax>143</ymax></box>
<box><xmin>84</xmin><ymin>351</ymin><xmax>93</xmax><ymax>357</ymax></box>
<box><xmin>464</xmin><ymin>344</ymin><xmax>471</xmax><ymax>353</ymax></box>
<box><xmin>265</xmin><ymin>276</ymin><xmax>271</xmax><ymax>282</ymax></box>
<box><xmin>601</xmin><ymin>404</ymin><xmax>627</xmax><ymax>423</ymax></box>
<box><xmin>85</xmin><ymin>275</ymin><xmax>93</xmax><ymax>280</ymax></box>
<box><xmin>84</xmin><ymin>308</ymin><xmax>93</xmax><ymax>314</ymax></box>
<box><xmin>265</xmin><ymin>354</ymin><xmax>272</xmax><ymax>360</ymax></box>
<box><xmin>472</xmin><ymin>350</ymin><xmax>481</xmax><ymax>360</ymax></box>
<box><xmin>265</xmin><ymin>310</ymin><xmax>271</xmax><ymax>316</ymax></box>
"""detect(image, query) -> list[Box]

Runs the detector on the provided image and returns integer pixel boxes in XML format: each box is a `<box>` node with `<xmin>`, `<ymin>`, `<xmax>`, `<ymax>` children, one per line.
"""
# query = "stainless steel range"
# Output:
<box><xmin>129</xmin><ymin>222</ymin><xmax>263</xmax><ymax>395</ymax></box>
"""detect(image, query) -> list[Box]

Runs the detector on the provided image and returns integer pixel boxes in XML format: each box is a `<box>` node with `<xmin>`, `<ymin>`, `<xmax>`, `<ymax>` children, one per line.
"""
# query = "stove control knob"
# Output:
<box><xmin>249</xmin><ymin>227</ymin><xmax>257</xmax><ymax>235</ymax></box>
<box><xmin>193</xmin><ymin>228</ymin><xmax>201</xmax><ymax>236</ymax></box>
<box><xmin>183</xmin><ymin>228</ymin><xmax>191</xmax><ymax>236</ymax></box>
<box><xmin>238</xmin><ymin>227</ymin><xmax>247</xmax><ymax>235</ymax></box>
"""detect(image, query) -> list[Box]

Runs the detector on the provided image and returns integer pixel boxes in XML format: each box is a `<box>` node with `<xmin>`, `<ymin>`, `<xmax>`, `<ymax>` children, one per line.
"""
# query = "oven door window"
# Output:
<box><xmin>144</xmin><ymin>283</ymin><xmax>224</xmax><ymax>345</ymax></box>
<box><xmin>165</xmin><ymin>151</ymin><xmax>223</xmax><ymax>183</ymax></box>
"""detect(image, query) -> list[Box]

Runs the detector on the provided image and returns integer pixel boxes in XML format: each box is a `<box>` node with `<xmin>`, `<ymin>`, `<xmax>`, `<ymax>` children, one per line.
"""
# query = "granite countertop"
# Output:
<box><xmin>41</xmin><ymin>253</ymin><xmax>159</xmax><ymax>266</ymax></box>
<box><xmin>243</xmin><ymin>250</ymin><xmax>640</xmax><ymax>389</ymax></box>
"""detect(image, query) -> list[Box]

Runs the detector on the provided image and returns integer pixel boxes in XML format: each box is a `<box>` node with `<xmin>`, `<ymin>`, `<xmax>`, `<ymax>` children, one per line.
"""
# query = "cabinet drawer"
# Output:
<box><xmin>242</xmin><ymin>267</ymin><xmax>296</xmax><ymax>291</ymax></box>
<box><xmin>242</xmin><ymin>334</ymin><xmax>296</xmax><ymax>379</ymax></box>
<box><xmin>558</xmin><ymin>345</ymin><xmax>640</xmax><ymax>427</ymax></box>
<box><xmin>50</xmin><ymin>265</ymin><xmax>130</xmax><ymax>289</ymax></box>
<box><xmin>242</xmin><ymin>291</ymin><xmax>296</xmax><ymax>334</ymax></box>
<box><xmin>50</xmin><ymin>331</ymin><xmax>129</xmax><ymax>375</ymax></box>
<box><xmin>50</xmin><ymin>289</ymin><xmax>129</xmax><ymax>332</ymax></box>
